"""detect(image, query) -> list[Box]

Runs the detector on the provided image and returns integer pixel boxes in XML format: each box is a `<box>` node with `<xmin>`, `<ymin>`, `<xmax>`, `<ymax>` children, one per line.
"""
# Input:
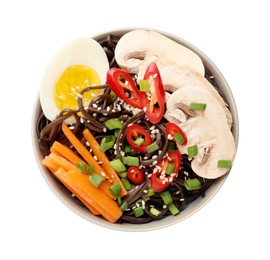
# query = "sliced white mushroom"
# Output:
<box><xmin>166</xmin><ymin>85</ymin><xmax>236</xmax><ymax>179</ymax></box>
<box><xmin>115</xmin><ymin>30</ymin><xmax>205</xmax><ymax>76</ymax></box>
<box><xmin>161</xmin><ymin>64</ymin><xmax>232</xmax><ymax>127</ymax></box>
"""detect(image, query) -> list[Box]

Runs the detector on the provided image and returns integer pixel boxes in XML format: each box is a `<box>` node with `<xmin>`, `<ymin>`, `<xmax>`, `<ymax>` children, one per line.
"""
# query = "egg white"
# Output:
<box><xmin>40</xmin><ymin>38</ymin><xmax>109</xmax><ymax>123</ymax></box>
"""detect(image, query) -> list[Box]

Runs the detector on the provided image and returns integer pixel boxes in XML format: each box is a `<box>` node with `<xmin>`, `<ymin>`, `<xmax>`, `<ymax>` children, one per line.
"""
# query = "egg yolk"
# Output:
<box><xmin>54</xmin><ymin>65</ymin><xmax>102</xmax><ymax>111</ymax></box>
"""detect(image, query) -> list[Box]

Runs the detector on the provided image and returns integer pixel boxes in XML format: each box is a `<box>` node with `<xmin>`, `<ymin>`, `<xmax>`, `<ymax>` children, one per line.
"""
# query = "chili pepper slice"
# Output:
<box><xmin>106</xmin><ymin>68</ymin><xmax>143</xmax><ymax>109</ymax></box>
<box><xmin>126</xmin><ymin>124</ymin><xmax>153</xmax><ymax>153</ymax></box>
<box><xmin>165</xmin><ymin>122</ymin><xmax>188</xmax><ymax>146</ymax></box>
<box><xmin>141</xmin><ymin>62</ymin><xmax>165</xmax><ymax>124</ymax></box>
<box><xmin>127</xmin><ymin>166</ymin><xmax>145</xmax><ymax>185</ymax></box>
<box><xmin>150</xmin><ymin>150</ymin><xmax>181</xmax><ymax>192</ymax></box>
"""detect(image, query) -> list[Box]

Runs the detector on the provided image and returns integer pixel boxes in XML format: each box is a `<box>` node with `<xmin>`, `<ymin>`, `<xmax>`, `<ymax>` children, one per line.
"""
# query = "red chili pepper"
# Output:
<box><xmin>150</xmin><ymin>150</ymin><xmax>181</xmax><ymax>192</ymax></box>
<box><xmin>127</xmin><ymin>166</ymin><xmax>145</xmax><ymax>185</ymax></box>
<box><xmin>165</xmin><ymin>122</ymin><xmax>188</xmax><ymax>146</ymax></box>
<box><xmin>126</xmin><ymin>124</ymin><xmax>153</xmax><ymax>153</ymax></box>
<box><xmin>141</xmin><ymin>63</ymin><xmax>165</xmax><ymax>124</ymax></box>
<box><xmin>106</xmin><ymin>68</ymin><xmax>143</xmax><ymax>109</ymax></box>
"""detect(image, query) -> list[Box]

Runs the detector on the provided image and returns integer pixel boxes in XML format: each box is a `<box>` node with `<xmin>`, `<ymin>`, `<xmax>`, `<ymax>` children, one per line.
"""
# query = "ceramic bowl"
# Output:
<box><xmin>32</xmin><ymin>28</ymin><xmax>239</xmax><ymax>231</ymax></box>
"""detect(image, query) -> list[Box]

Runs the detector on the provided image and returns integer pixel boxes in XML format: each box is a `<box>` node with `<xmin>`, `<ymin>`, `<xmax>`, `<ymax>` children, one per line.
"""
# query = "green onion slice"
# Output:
<box><xmin>217</xmin><ymin>160</ymin><xmax>232</xmax><ymax>168</ymax></box>
<box><xmin>166</xmin><ymin>162</ymin><xmax>175</xmax><ymax>175</ymax></box>
<box><xmin>104</xmin><ymin>118</ymin><xmax>123</xmax><ymax>130</ymax></box>
<box><xmin>86</xmin><ymin>164</ymin><xmax>94</xmax><ymax>175</ymax></box>
<box><xmin>76</xmin><ymin>161</ymin><xmax>87</xmax><ymax>172</ymax></box>
<box><xmin>133</xmin><ymin>207</ymin><xmax>144</xmax><ymax>217</ymax></box>
<box><xmin>146</xmin><ymin>141</ymin><xmax>159</xmax><ymax>153</ymax></box>
<box><xmin>110</xmin><ymin>159</ymin><xmax>126</xmax><ymax>173</ymax></box>
<box><xmin>184</xmin><ymin>178</ymin><xmax>201</xmax><ymax>191</ymax></box>
<box><xmin>109</xmin><ymin>182</ymin><xmax>122</xmax><ymax>196</ymax></box>
<box><xmin>160</xmin><ymin>191</ymin><xmax>173</xmax><ymax>205</ymax></box>
<box><xmin>100</xmin><ymin>135</ymin><xmax>116</xmax><ymax>152</ymax></box>
<box><xmin>134</xmin><ymin>137</ymin><xmax>145</xmax><ymax>146</ymax></box>
<box><xmin>168</xmin><ymin>203</ymin><xmax>180</xmax><ymax>216</ymax></box>
<box><xmin>89</xmin><ymin>173</ymin><xmax>104</xmax><ymax>188</ymax></box>
<box><xmin>174</xmin><ymin>132</ymin><xmax>184</xmax><ymax>145</ymax></box>
<box><xmin>189</xmin><ymin>102</ymin><xmax>206</xmax><ymax>111</ymax></box>
<box><xmin>125</xmin><ymin>156</ymin><xmax>139</xmax><ymax>167</ymax></box>
<box><xmin>188</xmin><ymin>145</ymin><xmax>198</xmax><ymax>158</ymax></box>
<box><xmin>139</xmin><ymin>79</ymin><xmax>150</xmax><ymax>92</ymax></box>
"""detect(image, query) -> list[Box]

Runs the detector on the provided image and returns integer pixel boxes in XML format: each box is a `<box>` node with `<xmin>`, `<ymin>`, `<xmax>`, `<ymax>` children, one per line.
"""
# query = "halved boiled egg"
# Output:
<box><xmin>40</xmin><ymin>38</ymin><xmax>109</xmax><ymax>123</ymax></box>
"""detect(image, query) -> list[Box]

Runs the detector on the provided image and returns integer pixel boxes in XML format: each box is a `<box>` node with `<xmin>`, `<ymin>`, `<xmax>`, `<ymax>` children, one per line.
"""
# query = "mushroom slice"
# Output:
<box><xmin>115</xmin><ymin>30</ymin><xmax>204</xmax><ymax>76</ymax></box>
<box><xmin>160</xmin><ymin>64</ymin><xmax>232</xmax><ymax>128</ymax></box>
<box><xmin>166</xmin><ymin>85</ymin><xmax>236</xmax><ymax>179</ymax></box>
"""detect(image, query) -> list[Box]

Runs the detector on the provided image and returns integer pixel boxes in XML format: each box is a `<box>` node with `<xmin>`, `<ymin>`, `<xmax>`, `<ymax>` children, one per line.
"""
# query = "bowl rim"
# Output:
<box><xmin>31</xmin><ymin>27</ymin><xmax>239</xmax><ymax>232</ymax></box>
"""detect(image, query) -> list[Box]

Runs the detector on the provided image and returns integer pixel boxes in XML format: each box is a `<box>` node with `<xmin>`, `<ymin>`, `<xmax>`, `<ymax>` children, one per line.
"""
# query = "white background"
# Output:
<box><xmin>1</xmin><ymin>0</ymin><xmax>269</xmax><ymax>259</ymax></box>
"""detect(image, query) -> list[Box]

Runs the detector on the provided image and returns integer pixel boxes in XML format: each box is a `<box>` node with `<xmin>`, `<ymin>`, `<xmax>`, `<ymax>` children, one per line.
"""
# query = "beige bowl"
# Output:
<box><xmin>32</xmin><ymin>28</ymin><xmax>239</xmax><ymax>231</ymax></box>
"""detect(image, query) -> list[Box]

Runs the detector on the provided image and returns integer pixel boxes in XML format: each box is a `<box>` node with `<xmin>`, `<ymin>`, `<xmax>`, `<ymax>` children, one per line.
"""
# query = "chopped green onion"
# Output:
<box><xmin>166</xmin><ymin>163</ymin><xmax>175</xmax><ymax>175</ymax></box>
<box><xmin>168</xmin><ymin>203</ymin><xmax>180</xmax><ymax>215</ymax></box>
<box><xmin>125</xmin><ymin>156</ymin><xmax>139</xmax><ymax>167</ymax></box>
<box><xmin>167</xmin><ymin>141</ymin><xmax>176</xmax><ymax>152</ymax></box>
<box><xmin>184</xmin><ymin>178</ymin><xmax>201</xmax><ymax>191</ymax></box>
<box><xmin>120</xmin><ymin>201</ymin><xmax>129</xmax><ymax>212</ymax></box>
<box><xmin>104</xmin><ymin>118</ymin><xmax>123</xmax><ymax>130</ymax></box>
<box><xmin>110</xmin><ymin>90</ymin><xmax>117</xmax><ymax>99</ymax></box>
<box><xmin>160</xmin><ymin>191</ymin><xmax>173</xmax><ymax>205</ymax></box>
<box><xmin>134</xmin><ymin>137</ymin><xmax>145</xmax><ymax>146</ymax></box>
<box><xmin>114</xmin><ymin>128</ymin><xmax>120</xmax><ymax>137</ymax></box>
<box><xmin>189</xmin><ymin>102</ymin><xmax>206</xmax><ymax>111</ymax></box>
<box><xmin>188</xmin><ymin>144</ymin><xmax>198</xmax><ymax>158</ymax></box>
<box><xmin>118</xmin><ymin>171</ymin><xmax>127</xmax><ymax>178</ymax></box>
<box><xmin>146</xmin><ymin>141</ymin><xmax>159</xmax><ymax>153</ymax></box>
<box><xmin>217</xmin><ymin>160</ymin><xmax>232</xmax><ymax>168</ymax></box>
<box><xmin>139</xmin><ymin>79</ymin><xmax>150</xmax><ymax>92</ymax></box>
<box><xmin>89</xmin><ymin>173</ymin><xmax>104</xmax><ymax>188</ymax></box>
<box><xmin>174</xmin><ymin>132</ymin><xmax>184</xmax><ymax>145</ymax></box>
<box><xmin>121</xmin><ymin>178</ymin><xmax>132</xmax><ymax>191</ymax></box>
<box><xmin>86</xmin><ymin>164</ymin><xmax>94</xmax><ymax>175</ymax></box>
<box><xmin>109</xmin><ymin>182</ymin><xmax>122</xmax><ymax>196</ymax></box>
<box><xmin>100</xmin><ymin>135</ymin><xmax>116</xmax><ymax>152</ymax></box>
<box><xmin>117</xmin><ymin>195</ymin><xmax>121</xmax><ymax>206</ymax></box>
<box><xmin>124</xmin><ymin>145</ymin><xmax>132</xmax><ymax>154</ymax></box>
<box><xmin>147</xmin><ymin>188</ymin><xmax>155</xmax><ymax>197</ymax></box>
<box><xmin>150</xmin><ymin>207</ymin><xmax>161</xmax><ymax>217</ymax></box>
<box><xmin>133</xmin><ymin>207</ymin><xmax>144</xmax><ymax>217</ymax></box>
<box><xmin>110</xmin><ymin>159</ymin><xmax>126</xmax><ymax>173</ymax></box>
<box><xmin>76</xmin><ymin>161</ymin><xmax>87</xmax><ymax>172</ymax></box>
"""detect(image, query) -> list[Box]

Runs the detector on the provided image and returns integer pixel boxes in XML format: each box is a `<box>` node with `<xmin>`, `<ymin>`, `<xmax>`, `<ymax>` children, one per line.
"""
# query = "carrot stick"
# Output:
<box><xmin>42</xmin><ymin>156</ymin><xmax>59</xmax><ymax>173</ymax></box>
<box><xmin>53</xmin><ymin>168</ymin><xmax>100</xmax><ymax>216</ymax></box>
<box><xmin>61</xmin><ymin>123</ymin><xmax>110</xmax><ymax>180</ymax></box>
<box><xmin>47</xmin><ymin>152</ymin><xmax>114</xmax><ymax>199</ymax></box>
<box><xmin>51</xmin><ymin>141</ymin><xmax>83</xmax><ymax>165</ymax></box>
<box><xmin>83</xmin><ymin>129</ymin><xmax>127</xmax><ymax>196</ymax></box>
<box><xmin>54</xmin><ymin>168</ymin><xmax>122</xmax><ymax>223</ymax></box>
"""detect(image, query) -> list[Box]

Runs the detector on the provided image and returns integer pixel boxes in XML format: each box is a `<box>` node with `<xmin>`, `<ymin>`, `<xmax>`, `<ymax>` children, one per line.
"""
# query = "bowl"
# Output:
<box><xmin>32</xmin><ymin>28</ymin><xmax>239</xmax><ymax>231</ymax></box>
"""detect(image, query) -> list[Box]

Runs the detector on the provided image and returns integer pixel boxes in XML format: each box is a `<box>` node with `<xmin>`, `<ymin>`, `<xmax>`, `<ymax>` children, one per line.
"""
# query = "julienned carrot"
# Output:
<box><xmin>42</xmin><ymin>156</ymin><xmax>58</xmax><ymax>173</ymax></box>
<box><xmin>83</xmin><ymin>128</ymin><xmax>127</xmax><ymax>196</ymax></box>
<box><xmin>61</xmin><ymin>123</ymin><xmax>110</xmax><ymax>180</ymax></box>
<box><xmin>54</xmin><ymin>168</ymin><xmax>122</xmax><ymax>223</ymax></box>
<box><xmin>53</xmin><ymin>168</ymin><xmax>100</xmax><ymax>216</ymax></box>
<box><xmin>51</xmin><ymin>141</ymin><xmax>83</xmax><ymax>165</ymax></box>
<box><xmin>45</xmin><ymin>152</ymin><xmax>114</xmax><ymax>199</ymax></box>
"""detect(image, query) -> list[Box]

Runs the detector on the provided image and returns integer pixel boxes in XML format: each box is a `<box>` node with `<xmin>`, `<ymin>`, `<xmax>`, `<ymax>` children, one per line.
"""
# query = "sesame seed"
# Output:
<box><xmin>153</xmin><ymin>168</ymin><xmax>158</xmax><ymax>173</ymax></box>
<box><xmin>77</xmin><ymin>93</ymin><xmax>83</xmax><ymax>99</ymax></box>
<box><xmin>150</xmin><ymin>126</ymin><xmax>155</xmax><ymax>130</ymax></box>
<box><xmin>169</xmin><ymin>176</ymin><xmax>173</xmax><ymax>182</ymax></box>
<box><xmin>103</xmin><ymin>128</ymin><xmax>107</xmax><ymax>133</ymax></box>
<box><xmin>111</xmin><ymin>175</ymin><xmax>114</xmax><ymax>179</ymax></box>
<box><xmin>163</xmin><ymin>205</ymin><xmax>167</xmax><ymax>209</ymax></box>
<box><xmin>93</xmin><ymin>104</ymin><xmax>98</xmax><ymax>108</ymax></box>
<box><xmin>86</xmin><ymin>141</ymin><xmax>90</xmax><ymax>146</ymax></box>
<box><xmin>106</xmin><ymin>106</ymin><xmax>111</xmax><ymax>112</ymax></box>
<box><xmin>143</xmin><ymin>189</ymin><xmax>148</xmax><ymax>193</ymax></box>
<box><xmin>167</xmin><ymin>134</ymin><xmax>173</xmax><ymax>140</ymax></box>
<box><xmin>97</xmin><ymin>106</ymin><xmax>102</xmax><ymax>111</ymax></box>
<box><xmin>135</xmin><ymin>185</ymin><xmax>139</xmax><ymax>189</ymax></box>
<box><xmin>120</xmin><ymin>151</ymin><xmax>125</xmax><ymax>157</ymax></box>
<box><xmin>152</xmin><ymin>160</ymin><xmax>158</xmax><ymax>166</ymax></box>
<box><xmin>176</xmin><ymin>191</ymin><xmax>180</xmax><ymax>195</ymax></box>
<box><xmin>98</xmin><ymin>161</ymin><xmax>103</xmax><ymax>164</ymax></box>
<box><xmin>80</xmin><ymin>117</ymin><xmax>84</xmax><ymax>123</ymax></box>
<box><xmin>152</xmin><ymin>155</ymin><xmax>158</xmax><ymax>159</ymax></box>
<box><xmin>69</xmin><ymin>126</ymin><xmax>75</xmax><ymax>130</ymax></box>
<box><xmin>180</xmin><ymin>198</ymin><xmax>185</xmax><ymax>201</ymax></box>
<box><xmin>147</xmin><ymin>174</ymin><xmax>152</xmax><ymax>178</ymax></box>
<box><xmin>136</xmin><ymin>202</ymin><xmax>140</xmax><ymax>207</ymax></box>
<box><xmin>101</xmin><ymin>172</ymin><xmax>106</xmax><ymax>177</ymax></box>
<box><xmin>93</xmin><ymin>155</ymin><xmax>98</xmax><ymax>160</ymax></box>
<box><xmin>92</xmin><ymin>113</ymin><xmax>97</xmax><ymax>117</ymax></box>
<box><xmin>71</xmin><ymin>193</ymin><xmax>76</xmax><ymax>197</ymax></box>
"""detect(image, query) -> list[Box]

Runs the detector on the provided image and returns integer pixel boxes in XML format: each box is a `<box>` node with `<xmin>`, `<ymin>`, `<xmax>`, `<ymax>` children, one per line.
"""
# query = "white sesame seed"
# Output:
<box><xmin>169</xmin><ymin>176</ymin><xmax>173</xmax><ymax>182</ymax></box>
<box><xmin>101</xmin><ymin>172</ymin><xmax>106</xmax><ymax>177</ymax></box>
<box><xmin>152</xmin><ymin>160</ymin><xmax>158</xmax><ymax>165</ymax></box>
<box><xmin>150</xmin><ymin>126</ymin><xmax>155</xmax><ymax>130</ymax></box>
<box><xmin>98</xmin><ymin>161</ymin><xmax>103</xmax><ymax>164</ymax></box>
<box><xmin>120</xmin><ymin>151</ymin><xmax>125</xmax><ymax>157</ymax></box>
<box><xmin>80</xmin><ymin>117</ymin><xmax>84</xmax><ymax>123</ymax></box>
<box><xmin>69</xmin><ymin>126</ymin><xmax>75</xmax><ymax>130</ymax></box>
<box><xmin>103</xmin><ymin>128</ymin><xmax>107</xmax><ymax>133</ymax></box>
<box><xmin>92</xmin><ymin>113</ymin><xmax>97</xmax><ymax>117</ymax></box>
<box><xmin>71</xmin><ymin>193</ymin><xmax>76</xmax><ymax>197</ymax></box>
<box><xmin>152</xmin><ymin>155</ymin><xmax>158</xmax><ymax>159</ymax></box>
<box><xmin>147</xmin><ymin>174</ymin><xmax>152</xmax><ymax>178</ymax></box>
<box><xmin>86</xmin><ymin>141</ymin><xmax>90</xmax><ymax>146</ymax></box>
<box><xmin>93</xmin><ymin>104</ymin><xmax>98</xmax><ymax>108</ymax></box>
<box><xmin>106</xmin><ymin>106</ymin><xmax>111</xmax><ymax>111</ymax></box>
<box><xmin>176</xmin><ymin>191</ymin><xmax>180</xmax><ymax>195</ymax></box>
<box><xmin>135</xmin><ymin>185</ymin><xmax>139</xmax><ymax>189</ymax></box>
<box><xmin>77</xmin><ymin>93</ymin><xmax>83</xmax><ymax>99</ymax></box>
<box><xmin>136</xmin><ymin>202</ymin><xmax>140</xmax><ymax>208</ymax></box>
<box><xmin>97</xmin><ymin>106</ymin><xmax>102</xmax><ymax>111</ymax></box>
<box><xmin>143</xmin><ymin>189</ymin><xmax>148</xmax><ymax>193</ymax></box>
<box><xmin>111</xmin><ymin>175</ymin><xmax>114</xmax><ymax>179</ymax></box>
<box><xmin>167</xmin><ymin>134</ymin><xmax>173</xmax><ymax>140</ymax></box>
<box><xmin>163</xmin><ymin>205</ymin><xmax>167</xmax><ymax>209</ymax></box>
<box><xmin>180</xmin><ymin>198</ymin><xmax>185</xmax><ymax>201</ymax></box>
<box><xmin>93</xmin><ymin>155</ymin><xmax>98</xmax><ymax>160</ymax></box>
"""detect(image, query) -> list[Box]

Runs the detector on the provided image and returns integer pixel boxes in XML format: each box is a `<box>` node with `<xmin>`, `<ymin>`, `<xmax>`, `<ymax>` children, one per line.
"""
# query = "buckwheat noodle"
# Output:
<box><xmin>36</xmin><ymin>34</ymin><xmax>217</xmax><ymax>224</ymax></box>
